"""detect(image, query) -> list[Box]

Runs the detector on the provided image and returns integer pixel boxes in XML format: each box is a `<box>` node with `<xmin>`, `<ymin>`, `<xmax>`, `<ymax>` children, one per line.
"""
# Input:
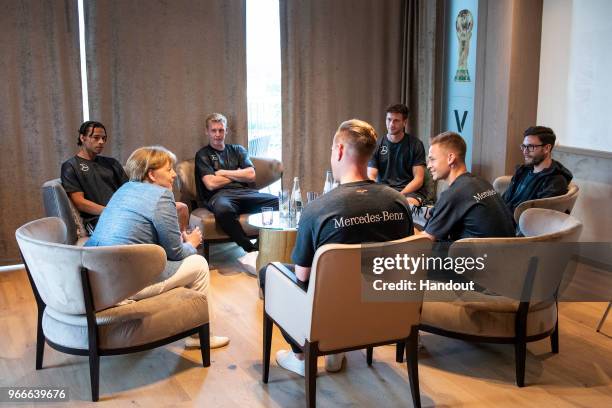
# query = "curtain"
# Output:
<box><xmin>401</xmin><ymin>0</ymin><xmax>442</xmax><ymax>147</ymax></box>
<box><xmin>0</xmin><ymin>0</ymin><xmax>82</xmax><ymax>265</ymax></box>
<box><xmin>84</xmin><ymin>0</ymin><xmax>247</xmax><ymax>164</ymax></box>
<box><xmin>280</xmin><ymin>0</ymin><xmax>405</xmax><ymax>193</ymax></box>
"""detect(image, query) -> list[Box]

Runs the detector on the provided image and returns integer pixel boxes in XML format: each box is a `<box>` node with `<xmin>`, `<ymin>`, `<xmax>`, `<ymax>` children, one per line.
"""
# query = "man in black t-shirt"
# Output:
<box><xmin>260</xmin><ymin>119</ymin><xmax>414</xmax><ymax>377</ymax></box>
<box><xmin>368</xmin><ymin>104</ymin><xmax>427</xmax><ymax>205</ymax></box>
<box><xmin>503</xmin><ymin>126</ymin><xmax>572</xmax><ymax>213</ymax></box>
<box><xmin>61</xmin><ymin>121</ymin><xmax>128</xmax><ymax>233</ymax></box>
<box><xmin>194</xmin><ymin>113</ymin><xmax>277</xmax><ymax>254</ymax></box>
<box><xmin>423</xmin><ymin>132</ymin><xmax>515</xmax><ymax>242</ymax></box>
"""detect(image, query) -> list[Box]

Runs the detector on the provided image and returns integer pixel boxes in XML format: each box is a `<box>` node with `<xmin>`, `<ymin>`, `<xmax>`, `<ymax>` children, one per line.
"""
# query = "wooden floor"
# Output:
<box><xmin>1</xmin><ymin>243</ymin><xmax>611</xmax><ymax>407</ymax></box>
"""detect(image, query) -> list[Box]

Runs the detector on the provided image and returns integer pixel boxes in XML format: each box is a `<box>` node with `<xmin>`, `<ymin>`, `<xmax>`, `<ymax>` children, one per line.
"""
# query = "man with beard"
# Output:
<box><xmin>502</xmin><ymin>126</ymin><xmax>573</xmax><ymax>213</ymax></box>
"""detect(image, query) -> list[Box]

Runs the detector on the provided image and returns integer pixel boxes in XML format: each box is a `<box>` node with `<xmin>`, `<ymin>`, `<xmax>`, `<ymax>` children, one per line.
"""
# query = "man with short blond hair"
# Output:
<box><xmin>422</xmin><ymin>131</ymin><xmax>515</xmax><ymax>241</ymax></box>
<box><xmin>261</xmin><ymin>118</ymin><xmax>414</xmax><ymax>377</ymax></box>
<box><xmin>195</xmin><ymin>113</ymin><xmax>277</xmax><ymax>256</ymax></box>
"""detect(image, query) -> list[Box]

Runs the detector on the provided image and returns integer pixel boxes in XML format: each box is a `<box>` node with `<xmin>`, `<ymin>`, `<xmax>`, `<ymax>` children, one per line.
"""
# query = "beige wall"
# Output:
<box><xmin>472</xmin><ymin>0</ymin><xmax>543</xmax><ymax>182</ymax></box>
<box><xmin>538</xmin><ymin>0</ymin><xmax>612</xmax><ymax>241</ymax></box>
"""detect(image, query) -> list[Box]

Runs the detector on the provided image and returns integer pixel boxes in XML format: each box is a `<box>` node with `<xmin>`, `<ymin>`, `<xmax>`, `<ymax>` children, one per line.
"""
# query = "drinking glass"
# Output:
<box><xmin>306</xmin><ymin>191</ymin><xmax>319</xmax><ymax>203</ymax></box>
<box><xmin>278</xmin><ymin>190</ymin><xmax>290</xmax><ymax>219</ymax></box>
<box><xmin>261</xmin><ymin>207</ymin><xmax>274</xmax><ymax>226</ymax></box>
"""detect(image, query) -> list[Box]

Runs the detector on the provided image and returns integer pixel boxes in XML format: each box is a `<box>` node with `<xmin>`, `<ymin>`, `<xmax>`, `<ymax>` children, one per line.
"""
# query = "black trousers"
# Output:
<box><xmin>258</xmin><ymin>264</ymin><xmax>305</xmax><ymax>354</ymax></box>
<box><xmin>208</xmin><ymin>189</ymin><xmax>278</xmax><ymax>252</ymax></box>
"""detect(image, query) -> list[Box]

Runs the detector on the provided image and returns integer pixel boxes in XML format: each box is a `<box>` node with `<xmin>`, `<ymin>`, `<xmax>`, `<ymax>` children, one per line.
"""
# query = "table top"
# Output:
<box><xmin>247</xmin><ymin>211</ymin><xmax>298</xmax><ymax>231</ymax></box>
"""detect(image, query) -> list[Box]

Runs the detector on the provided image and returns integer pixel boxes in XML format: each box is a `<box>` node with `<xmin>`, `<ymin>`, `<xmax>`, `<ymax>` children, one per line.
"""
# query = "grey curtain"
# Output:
<box><xmin>0</xmin><ymin>0</ymin><xmax>82</xmax><ymax>265</ymax></box>
<box><xmin>85</xmin><ymin>0</ymin><xmax>247</xmax><ymax>164</ymax></box>
<box><xmin>280</xmin><ymin>0</ymin><xmax>405</xmax><ymax>193</ymax></box>
<box><xmin>401</xmin><ymin>0</ymin><xmax>442</xmax><ymax>148</ymax></box>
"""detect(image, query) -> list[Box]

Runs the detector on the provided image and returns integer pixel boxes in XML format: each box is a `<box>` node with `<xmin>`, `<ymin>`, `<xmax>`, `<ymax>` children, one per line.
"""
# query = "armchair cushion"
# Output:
<box><xmin>421</xmin><ymin>291</ymin><xmax>556</xmax><ymax>338</ymax></box>
<box><xmin>43</xmin><ymin>287</ymin><xmax>209</xmax><ymax>350</ymax></box>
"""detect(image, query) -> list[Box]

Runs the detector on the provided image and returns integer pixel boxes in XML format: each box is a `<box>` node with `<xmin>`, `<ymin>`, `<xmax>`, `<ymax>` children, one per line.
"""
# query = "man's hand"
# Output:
<box><xmin>295</xmin><ymin>265</ymin><xmax>311</xmax><ymax>282</ymax></box>
<box><xmin>367</xmin><ymin>166</ymin><xmax>379</xmax><ymax>181</ymax></box>
<box><xmin>182</xmin><ymin>226</ymin><xmax>203</xmax><ymax>248</ymax></box>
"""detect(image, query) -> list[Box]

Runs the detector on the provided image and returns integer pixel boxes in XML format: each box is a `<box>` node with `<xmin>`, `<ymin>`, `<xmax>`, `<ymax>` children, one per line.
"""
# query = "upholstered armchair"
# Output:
<box><xmin>15</xmin><ymin>217</ymin><xmax>211</xmax><ymax>401</ymax></box>
<box><xmin>176</xmin><ymin>157</ymin><xmax>283</xmax><ymax>260</ymax></box>
<box><xmin>418</xmin><ymin>208</ymin><xmax>583</xmax><ymax>387</ymax></box>
<box><xmin>262</xmin><ymin>235</ymin><xmax>432</xmax><ymax>408</ymax></box>
<box><xmin>493</xmin><ymin>175</ymin><xmax>580</xmax><ymax>223</ymax></box>
<box><xmin>42</xmin><ymin>178</ymin><xmax>88</xmax><ymax>245</ymax></box>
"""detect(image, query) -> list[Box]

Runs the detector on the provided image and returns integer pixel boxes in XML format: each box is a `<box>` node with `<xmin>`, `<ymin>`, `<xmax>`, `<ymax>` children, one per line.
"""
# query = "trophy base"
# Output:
<box><xmin>454</xmin><ymin>69</ymin><xmax>471</xmax><ymax>82</ymax></box>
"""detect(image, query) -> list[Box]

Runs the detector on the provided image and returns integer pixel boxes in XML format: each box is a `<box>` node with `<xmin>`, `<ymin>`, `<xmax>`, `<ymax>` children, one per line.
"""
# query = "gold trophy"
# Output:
<box><xmin>454</xmin><ymin>9</ymin><xmax>474</xmax><ymax>82</ymax></box>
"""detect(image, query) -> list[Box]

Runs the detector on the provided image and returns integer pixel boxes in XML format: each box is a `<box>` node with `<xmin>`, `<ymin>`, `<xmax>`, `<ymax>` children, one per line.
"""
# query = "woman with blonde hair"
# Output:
<box><xmin>85</xmin><ymin>146</ymin><xmax>229</xmax><ymax>349</ymax></box>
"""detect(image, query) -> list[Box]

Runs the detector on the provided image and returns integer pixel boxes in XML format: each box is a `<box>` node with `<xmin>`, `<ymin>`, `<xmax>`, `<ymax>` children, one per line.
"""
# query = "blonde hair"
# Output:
<box><xmin>125</xmin><ymin>146</ymin><xmax>177</xmax><ymax>182</ymax></box>
<box><xmin>335</xmin><ymin>119</ymin><xmax>378</xmax><ymax>160</ymax></box>
<box><xmin>205</xmin><ymin>112</ymin><xmax>228</xmax><ymax>129</ymax></box>
<box><xmin>430</xmin><ymin>131</ymin><xmax>467</xmax><ymax>163</ymax></box>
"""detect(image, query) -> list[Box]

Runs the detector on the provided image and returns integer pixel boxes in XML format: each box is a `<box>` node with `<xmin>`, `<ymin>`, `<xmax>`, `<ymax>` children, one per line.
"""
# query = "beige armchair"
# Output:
<box><xmin>15</xmin><ymin>217</ymin><xmax>211</xmax><ymax>401</ymax></box>
<box><xmin>176</xmin><ymin>157</ymin><xmax>283</xmax><ymax>260</ymax></box>
<box><xmin>493</xmin><ymin>175</ymin><xmax>579</xmax><ymax>223</ymax></box>
<box><xmin>262</xmin><ymin>235</ymin><xmax>431</xmax><ymax>408</ymax></box>
<box><xmin>419</xmin><ymin>208</ymin><xmax>583</xmax><ymax>387</ymax></box>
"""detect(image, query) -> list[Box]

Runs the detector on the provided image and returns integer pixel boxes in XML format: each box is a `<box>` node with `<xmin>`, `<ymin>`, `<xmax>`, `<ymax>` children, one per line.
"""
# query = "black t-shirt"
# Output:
<box><xmin>292</xmin><ymin>180</ymin><xmax>414</xmax><ymax>267</ymax></box>
<box><xmin>195</xmin><ymin>144</ymin><xmax>255</xmax><ymax>203</ymax></box>
<box><xmin>368</xmin><ymin>133</ymin><xmax>426</xmax><ymax>191</ymax></box>
<box><xmin>60</xmin><ymin>155</ymin><xmax>128</xmax><ymax>224</ymax></box>
<box><xmin>506</xmin><ymin>169</ymin><xmax>537</xmax><ymax>209</ymax></box>
<box><xmin>425</xmin><ymin>172</ymin><xmax>515</xmax><ymax>241</ymax></box>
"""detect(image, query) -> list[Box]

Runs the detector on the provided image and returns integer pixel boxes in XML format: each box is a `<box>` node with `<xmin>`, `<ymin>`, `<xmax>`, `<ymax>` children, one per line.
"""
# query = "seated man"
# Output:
<box><xmin>422</xmin><ymin>132</ymin><xmax>515</xmax><ymax>242</ymax></box>
<box><xmin>194</xmin><ymin>113</ymin><xmax>277</xmax><ymax>257</ymax></box>
<box><xmin>503</xmin><ymin>126</ymin><xmax>573</xmax><ymax>213</ymax></box>
<box><xmin>61</xmin><ymin>121</ymin><xmax>189</xmax><ymax>233</ymax></box>
<box><xmin>61</xmin><ymin>121</ymin><xmax>128</xmax><ymax>233</ymax></box>
<box><xmin>368</xmin><ymin>103</ymin><xmax>427</xmax><ymax>205</ymax></box>
<box><xmin>259</xmin><ymin>119</ymin><xmax>414</xmax><ymax>376</ymax></box>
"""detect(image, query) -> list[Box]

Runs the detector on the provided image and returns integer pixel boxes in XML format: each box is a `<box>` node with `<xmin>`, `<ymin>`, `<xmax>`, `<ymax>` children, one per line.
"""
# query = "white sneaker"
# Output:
<box><xmin>185</xmin><ymin>334</ymin><xmax>230</xmax><ymax>349</ymax></box>
<box><xmin>276</xmin><ymin>350</ymin><xmax>305</xmax><ymax>377</ymax></box>
<box><xmin>324</xmin><ymin>353</ymin><xmax>345</xmax><ymax>372</ymax></box>
<box><xmin>238</xmin><ymin>251</ymin><xmax>258</xmax><ymax>275</ymax></box>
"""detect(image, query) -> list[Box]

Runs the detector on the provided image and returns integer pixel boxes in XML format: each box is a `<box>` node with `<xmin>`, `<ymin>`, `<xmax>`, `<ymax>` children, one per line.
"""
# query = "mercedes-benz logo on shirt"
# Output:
<box><xmin>80</xmin><ymin>163</ymin><xmax>89</xmax><ymax>172</ymax></box>
<box><xmin>380</xmin><ymin>145</ymin><xmax>388</xmax><ymax>155</ymax></box>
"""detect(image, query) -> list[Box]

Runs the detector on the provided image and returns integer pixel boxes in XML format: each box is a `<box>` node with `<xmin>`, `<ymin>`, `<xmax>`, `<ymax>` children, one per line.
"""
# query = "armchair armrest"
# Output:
<box><xmin>493</xmin><ymin>175</ymin><xmax>512</xmax><ymax>195</ymax></box>
<box><xmin>270</xmin><ymin>262</ymin><xmax>308</xmax><ymax>291</ymax></box>
<box><xmin>264</xmin><ymin>263</ymin><xmax>312</xmax><ymax>347</ymax></box>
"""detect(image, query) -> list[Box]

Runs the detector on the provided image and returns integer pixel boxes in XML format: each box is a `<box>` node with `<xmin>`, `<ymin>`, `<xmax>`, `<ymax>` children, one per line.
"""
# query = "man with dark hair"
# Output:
<box><xmin>260</xmin><ymin>119</ymin><xmax>414</xmax><ymax>377</ymax></box>
<box><xmin>368</xmin><ymin>103</ymin><xmax>427</xmax><ymax>205</ymax></box>
<box><xmin>62</xmin><ymin>121</ymin><xmax>190</xmax><ymax>234</ymax></box>
<box><xmin>502</xmin><ymin>126</ymin><xmax>573</xmax><ymax>212</ymax></box>
<box><xmin>61</xmin><ymin>121</ymin><xmax>128</xmax><ymax>233</ymax></box>
<box><xmin>422</xmin><ymin>132</ymin><xmax>515</xmax><ymax>241</ymax></box>
<box><xmin>195</xmin><ymin>113</ymin><xmax>277</xmax><ymax>264</ymax></box>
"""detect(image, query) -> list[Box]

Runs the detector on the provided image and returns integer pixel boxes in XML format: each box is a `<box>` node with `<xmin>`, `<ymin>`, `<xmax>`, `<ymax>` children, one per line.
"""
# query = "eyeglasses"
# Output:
<box><xmin>88</xmin><ymin>135</ymin><xmax>107</xmax><ymax>142</ymax></box>
<box><xmin>519</xmin><ymin>143</ymin><xmax>544</xmax><ymax>152</ymax></box>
